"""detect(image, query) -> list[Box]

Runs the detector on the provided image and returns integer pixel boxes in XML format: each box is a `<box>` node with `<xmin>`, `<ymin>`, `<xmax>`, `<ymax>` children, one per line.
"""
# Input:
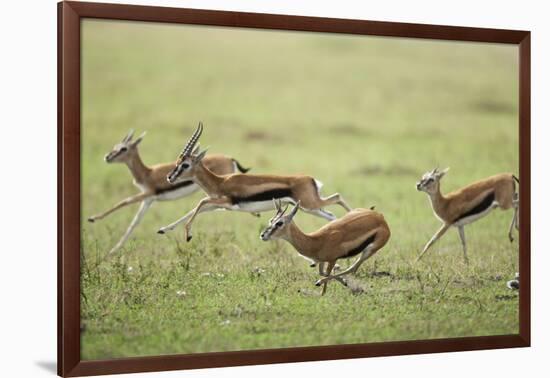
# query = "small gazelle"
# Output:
<box><xmin>87</xmin><ymin>129</ymin><xmax>250</xmax><ymax>254</ymax></box>
<box><xmin>158</xmin><ymin>123</ymin><xmax>352</xmax><ymax>242</ymax></box>
<box><xmin>260</xmin><ymin>200</ymin><xmax>391</xmax><ymax>295</ymax></box>
<box><xmin>415</xmin><ymin>167</ymin><xmax>519</xmax><ymax>264</ymax></box>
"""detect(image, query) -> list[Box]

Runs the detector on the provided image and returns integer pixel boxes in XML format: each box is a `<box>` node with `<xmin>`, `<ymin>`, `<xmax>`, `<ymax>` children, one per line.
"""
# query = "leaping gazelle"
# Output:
<box><xmin>415</xmin><ymin>167</ymin><xmax>519</xmax><ymax>264</ymax></box>
<box><xmin>87</xmin><ymin>129</ymin><xmax>251</xmax><ymax>254</ymax></box>
<box><xmin>158</xmin><ymin>123</ymin><xmax>352</xmax><ymax>242</ymax></box>
<box><xmin>260</xmin><ymin>201</ymin><xmax>391</xmax><ymax>295</ymax></box>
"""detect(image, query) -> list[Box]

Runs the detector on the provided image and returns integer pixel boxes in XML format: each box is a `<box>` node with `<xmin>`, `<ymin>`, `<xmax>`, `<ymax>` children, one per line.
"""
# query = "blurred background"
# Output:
<box><xmin>81</xmin><ymin>19</ymin><xmax>519</xmax><ymax>359</ymax></box>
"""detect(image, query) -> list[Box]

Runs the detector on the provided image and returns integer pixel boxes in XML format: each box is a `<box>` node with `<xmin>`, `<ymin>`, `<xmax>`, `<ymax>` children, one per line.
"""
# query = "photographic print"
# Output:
<box><xmin>79</xmin><ymin>17</ymin><xmax>521</xmax><ymax>360</ymax></box>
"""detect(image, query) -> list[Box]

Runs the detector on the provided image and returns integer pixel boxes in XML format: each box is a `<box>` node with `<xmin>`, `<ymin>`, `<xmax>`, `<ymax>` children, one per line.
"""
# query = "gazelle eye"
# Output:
<box><xmin>276</xmin><ymin>221</ymin><xmax>284</xmax><ymax>227</ymax></box>
<box><xmin>181</xmin><ymin>163</ymin><xmax>190</xmax><ymax>169</ymax></box>
<box><xmin>120</xmin><ymin>147</ymin><xmax>127</xmax><ymax>152</ymax></box>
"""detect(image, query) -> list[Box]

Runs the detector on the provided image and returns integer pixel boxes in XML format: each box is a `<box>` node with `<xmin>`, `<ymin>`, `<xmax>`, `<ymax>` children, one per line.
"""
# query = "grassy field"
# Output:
<box><xmin>80</xmin><ymin>20</ymin><xmax>519</xmax><ymax>359</ymax></box>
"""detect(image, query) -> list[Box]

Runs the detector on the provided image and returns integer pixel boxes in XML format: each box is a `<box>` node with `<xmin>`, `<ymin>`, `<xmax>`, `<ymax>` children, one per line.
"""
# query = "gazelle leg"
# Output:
<box><xmin>513</xmin><ymin>196</ymin><xmax>519</xmax><ymax>231</ymax></box>
<box><xmin>317</xmin><ymin>262</ymin><xmax>347</xmax><ymax>286</ymax></box>
<box><xmin>302</xmin><ymin>208</ymin><xmax>336</xmax><ymax>221</ymax></box>
<box><xmin>184</xmin><ymin>197</ymin><xmax>232</xmax><ymax>242</ymax></box>
<box><xmin>108</xmin><ymin>199</ymin><xmax>153</xmax><ymax>254</ymax></box>
<box><xmin>157</xmin><ymin>199</ymin><xmax>224</xmax><ymax>235</ymax></box>
<box><xmin>508</xmin><ymin>204</ymin><xmax>519</xmax><ymax>242</ymax></box>
<box><xmin>457</xmin><ymin>226</ymin><xmax>469</xmax><ymax>265</ymax></box>
<box><xmin>88</xmin><ymin>192</ymin><xmax>151</xmax><ymax>222</ymax></box>
<box><xmin>316</xmin><ymin>248</ymin><xmax>374</xmax><ymax>285</ymax></box>
<box><xmin>322</xmin><ymin>193</ymin><xmax>352</xmax><ymax>212</ymax></box>
<box><xmin>416</xmin><ymin>224</ymin><xmax>450</xmax><ymax>262</ymax></box>
<box><xmin>320</xmin><ymin>261</ymin><xmax>336</xmax><ymax>295</ymax></box>
<box><xmin>158</xmin><ymin>209</ymin><xmax>196</xmax><ymax>234</ymax></box>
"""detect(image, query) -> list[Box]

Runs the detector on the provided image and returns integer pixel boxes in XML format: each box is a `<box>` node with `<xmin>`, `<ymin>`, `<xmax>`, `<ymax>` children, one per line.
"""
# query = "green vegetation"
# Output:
<box><xmin>81</xmin><ymin>20</ymin><xmax>519</xmax><ymax>359</ymax></box>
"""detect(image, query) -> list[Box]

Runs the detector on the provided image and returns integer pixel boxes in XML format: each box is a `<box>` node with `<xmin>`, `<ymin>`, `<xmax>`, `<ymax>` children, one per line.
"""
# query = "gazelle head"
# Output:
<box><xmin>416</xmin><ymin>167</ymin><xmax>449</xmax><ymax>194</ymax></box>
<box><xmin>104</xmin><ymin>129</ymin><xmax>146</xmax><ymax>163</ymax></box>
<box><xmin>167</xmin><ymin>122</ymin><xmax>208</xmax><ymax>184</ymax></box>
<box><xmin>260</xmin><ymin>200</ymin><xmax>300</xmax><ymax>241</ymax></box>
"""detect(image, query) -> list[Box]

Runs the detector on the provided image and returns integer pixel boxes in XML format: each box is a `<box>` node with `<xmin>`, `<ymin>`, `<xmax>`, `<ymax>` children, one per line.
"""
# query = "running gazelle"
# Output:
<box><xmin>87</xmin><ymin>129</ymin><xmax>250</xmax><ymax>254</ymax></box>
<box><xmin>158</xmin><ymin>123</ymin><xmax>352</xmax><ymax>242</ymax></box>
<box><xmin>260</xmin><ymin>201</ymin><xmax>391</xmax><ymax>295</ymax></box>
<box><xmin>415</xmin><ymin>167</ymin><xmax>519</xmax><ymax>264</ymax></box>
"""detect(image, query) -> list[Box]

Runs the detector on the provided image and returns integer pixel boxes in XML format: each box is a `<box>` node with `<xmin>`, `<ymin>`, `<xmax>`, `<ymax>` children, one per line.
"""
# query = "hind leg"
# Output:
<box><xmin>457</xmin><ymin>226</ymin><xmax>469</xmax><ymax>265</ymax></box>
<box><xmin>513</xmin><ymin>193</ymin><xmax>519</xmax><ymax>231</ymax></box>
<box><xmin>316</xmin><ymin>247</ymin><xmax>373</xmax><ymax>285</ymax></box>
<box><xmin>301</xmin><ymin>207</ymin><xmax>336</xmax><ymax>221</ymax></box>
<box><xmin>321</xmin><ymin>193</ymin><xmax>352</xmax><ymax>212</ymax></box>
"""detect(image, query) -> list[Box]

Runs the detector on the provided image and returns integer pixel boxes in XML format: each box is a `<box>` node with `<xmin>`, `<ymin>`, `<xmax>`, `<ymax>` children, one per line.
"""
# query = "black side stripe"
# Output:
<box><xmin>454</xmin><ymin>191</ymin><xmax>495</xmax><ymax>223</ymax></box>
<box><xmin>155</xmin><ymin>180</ymin><xmax>195</xmax><ymax>195</ymax></box>
<box><xmin>342</xmin><ymin>233</ymin><xmax>377</xmax><ymax>259</ymax></box>
<box><xmin>231</xmin><ymin>188</ymin><xmax>292</xmax><ymax>204</ymax></box>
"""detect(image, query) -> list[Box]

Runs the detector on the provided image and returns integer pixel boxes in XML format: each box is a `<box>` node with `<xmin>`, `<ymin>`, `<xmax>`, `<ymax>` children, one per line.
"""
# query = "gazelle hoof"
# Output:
<box><xmin>509</xmin><ymin>236</ymin><xmax>514</xmax><ymax>243</ymax></box>
<box><xmin>186</xmin><ymin>235</ymin><xmax>193</xmax><ymax>242</ymax></box>
<box><xmin>157</xmin><ymin>229</ymin><xmax>165</xmax><ymax>235</ymax></box>
<box><xmin>309</xmin><ymin>262</ymin><xmax>317</xmax><ymax>268</ymax></box>
<box><xmin>87</xmin><ymin>217</ymin><xmax>95</xmax><ymax>223</ymax></box>
<box><xmin>315</xmin><ymin>280</ymin><xmax>322</xmax><ymax>287</ymax></box>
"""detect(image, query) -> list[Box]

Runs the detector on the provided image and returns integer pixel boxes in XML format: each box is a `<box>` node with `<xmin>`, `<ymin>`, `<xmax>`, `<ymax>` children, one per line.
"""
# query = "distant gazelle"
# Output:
<box><xmin>415</xmin><ymin>168</ymin><xmax>519</xmax><ymax>264</ymax></box>
<box><xmin>260</xmin><ymin>201</ymin><xmax>391</xmax><ymax>295</ymax></box>
<box><xmin>158</xmin><ymin>123</ymin><xmax>352</xmax><ymax>242</ymax></box>
<box><xmin>87</xmin><ymin>129</ymin><xmax>250</xmax><ymax>254</ymax></box>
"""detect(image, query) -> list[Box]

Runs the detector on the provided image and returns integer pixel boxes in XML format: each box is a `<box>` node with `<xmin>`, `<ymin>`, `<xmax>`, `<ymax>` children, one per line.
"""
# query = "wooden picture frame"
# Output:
<box><xmin>58</xmin><ymin>1</ymin><xmax>531</xmax><ymax>376</ymax></box>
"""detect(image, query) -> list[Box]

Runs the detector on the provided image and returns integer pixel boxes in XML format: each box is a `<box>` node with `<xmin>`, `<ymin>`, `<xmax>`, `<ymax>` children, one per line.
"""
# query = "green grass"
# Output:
<box><xmin>80</xmin><ymin>19</ymin><xmax>519</xmax><ymax>360</ymax></box>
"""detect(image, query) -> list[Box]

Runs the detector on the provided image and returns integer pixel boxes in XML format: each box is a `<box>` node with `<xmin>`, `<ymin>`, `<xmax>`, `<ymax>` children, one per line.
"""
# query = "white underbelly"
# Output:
<box><xmin>155</xmin><ymin>184</ymin><xmax>200</xmax><ymax>201</ymax></box>
<box><xmin>230</xmin><ymin>197</ymin><xmax>295</xmax><ymax>212</ymax></box>
<box><xmin>453</xmin><ymin>201</ymin><xmax>498</xmax><ymax>227</ymax></box>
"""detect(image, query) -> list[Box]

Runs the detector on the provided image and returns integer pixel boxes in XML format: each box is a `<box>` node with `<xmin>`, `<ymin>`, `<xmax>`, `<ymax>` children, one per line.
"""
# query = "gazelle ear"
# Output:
<box><xmin>123</xmin><ymin>129</ymin><xmax>135</xmax><ymax>143</ymax></box>
<box><xmin>288</xmin><ymin>201</ymin><xmax>300</xmax><ymax>220</ymax></box>
<box><xmin>131</xmin><ymin>131</ymin><xmax>146</xmax><ymax>147</ymax></box>
<box><xmin>192</xmin><ymin>143</ymin><xmax>201</xmax><ymax>156</ymax></box>
<box><xmin>193</xmin><ymin>148</ymin><xmax>208</xmax><ymax>163</ymax></box>
<box><xmin>437</xmin><ymin>167</ymin><xmax>450</xmax><ymax>178</ymax></box>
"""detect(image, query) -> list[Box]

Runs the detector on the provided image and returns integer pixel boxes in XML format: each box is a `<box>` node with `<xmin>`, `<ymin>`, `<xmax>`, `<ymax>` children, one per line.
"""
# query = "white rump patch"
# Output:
<box><xmin>314</xmin><ymin>179</ymin><xmax>324</xmax><ymax>195</ymax></box>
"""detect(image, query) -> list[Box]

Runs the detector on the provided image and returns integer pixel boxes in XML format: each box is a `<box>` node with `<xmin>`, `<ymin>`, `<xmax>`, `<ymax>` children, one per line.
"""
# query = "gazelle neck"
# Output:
<box><xmin>193</xmin><ymin>161</ymin><xmax>225</xmax><ymax>196</ymax></box>
<box><xmin>125</xmin><ymin>149</ymin><xmax>151</xmax><ymax>183</ymax></box>
<box><xmin>282</xmin><ymin>222</ymin><xmax>321</xmax><ymax>260</ymax></box>
<box><xmin>427</xmin><ymin>187</ymin><xmax>449</xmax><ymax>220</ymax></box>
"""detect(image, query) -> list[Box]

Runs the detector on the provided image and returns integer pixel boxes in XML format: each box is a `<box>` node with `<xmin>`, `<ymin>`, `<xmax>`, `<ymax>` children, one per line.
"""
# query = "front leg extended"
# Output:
<box><xmin>88</xmin><ymin>192</ymin><xmax>151</xmax><ymax>222</ymax></box>
<box><xmin>416</xmin><ymin>223</ymin><xmax>450</xmax><ymax>262</ymax></box>
<box><xmin>183</xmin><ymin>197</ymin><xmax>233</xmax><ymax>242</ymax></box>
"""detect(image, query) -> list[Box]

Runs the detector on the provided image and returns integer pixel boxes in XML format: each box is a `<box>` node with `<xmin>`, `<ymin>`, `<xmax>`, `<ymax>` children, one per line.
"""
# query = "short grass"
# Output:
<box><xmin>80</xmin><ymin>20</ymin><xmax>519</xmax><ymax>359</ymax></box>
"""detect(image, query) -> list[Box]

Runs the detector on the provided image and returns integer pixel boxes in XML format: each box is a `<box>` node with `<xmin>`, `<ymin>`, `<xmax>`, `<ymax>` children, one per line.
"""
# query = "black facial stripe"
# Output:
<box><xmin>454</xmin><ymin>191</ymin><xmax>495</xmax><ymax>223</ymax></box>
<box><xmin>231</xmin><ymin>188</ymin><xmax>292</xmax><ymax>205</ymax></box>
<box><xmin>342</xmin><ymin>233</ymin><xmax>377</xmax><ymax>259</ymax></box>
<box><xmin>109</xmin><ymin>149</ymin><xmax>124</xmax><ymax>160</ymax></box>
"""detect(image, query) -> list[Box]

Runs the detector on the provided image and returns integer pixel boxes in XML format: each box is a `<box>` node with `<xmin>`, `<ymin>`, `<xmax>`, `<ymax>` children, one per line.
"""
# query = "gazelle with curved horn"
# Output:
<box><xmin>415</xmin><ymin>167</ymin><xmax>519</xmax><ymax>264</ymax></box>
<box><xmin>260</xmin><ymin>201</ymin><xmax>391</xmax><ymax>295</ymax></box>
<box><xmin>87</xmin><ymin>128</ymin><xmax>251</xmax><ymax>254</ymax></box>
<box><xmin>158</xmin><ymin>123</ymin><xmax>352</xmax><ymax>241</ymax></box>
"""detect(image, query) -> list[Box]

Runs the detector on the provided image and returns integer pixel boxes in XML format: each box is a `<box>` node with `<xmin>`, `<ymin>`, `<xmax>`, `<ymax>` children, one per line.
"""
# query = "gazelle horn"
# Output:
<box><xmin>180</xmin><ymin>122</ymin><xmax>203</xmax><ymax>158</ymax></box>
